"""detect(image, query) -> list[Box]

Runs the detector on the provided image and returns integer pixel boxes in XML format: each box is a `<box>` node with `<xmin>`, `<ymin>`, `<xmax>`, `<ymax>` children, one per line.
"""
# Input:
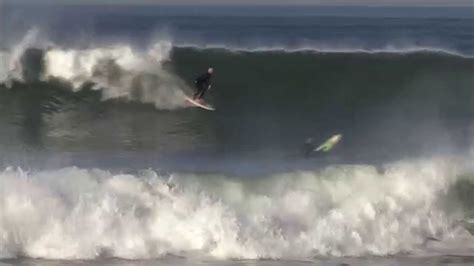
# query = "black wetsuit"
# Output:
<box><xmin>194</xmin><ymin>72</ymin><xmax>212</xmax><ymax>99</ymax></box>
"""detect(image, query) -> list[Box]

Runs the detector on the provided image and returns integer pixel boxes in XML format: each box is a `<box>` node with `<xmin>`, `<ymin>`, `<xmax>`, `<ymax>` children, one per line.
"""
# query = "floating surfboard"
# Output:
<box><xmin>184</xmin><ymin>96</ymin><xmax>215</xmax><ymax>111</ymax></box>
<box><xmin>314</xmin><ymin>134</ymin><xmax>342</xmax><ymax>152</ymax></box>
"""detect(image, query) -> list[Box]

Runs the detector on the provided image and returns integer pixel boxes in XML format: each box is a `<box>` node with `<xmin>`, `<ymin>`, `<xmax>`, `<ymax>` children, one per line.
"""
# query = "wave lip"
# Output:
<box><xmin>174</xmin><ymin>43</ymin><xmax>471</xmax><ymax>57</ymax></box>
<box><xmin>0</xmin><ymin>158</ymin><xmax>469</xmax><ymax>260</ymax></box>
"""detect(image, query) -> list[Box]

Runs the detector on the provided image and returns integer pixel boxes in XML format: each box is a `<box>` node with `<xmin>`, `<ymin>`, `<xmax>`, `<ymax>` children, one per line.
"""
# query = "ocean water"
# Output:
<box><xmin>0</xmin><ymin>3</ymin><xmax>473</xmax><ymax>266</ymax></box>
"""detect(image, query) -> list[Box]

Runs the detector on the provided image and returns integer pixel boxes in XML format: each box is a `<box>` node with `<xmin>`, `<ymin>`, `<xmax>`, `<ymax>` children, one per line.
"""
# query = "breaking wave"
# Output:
<box><xmin>0</xmin><ymin>29</ymin><xmax>189</xmax><ymax>110</ymax></box>
<box><xmin>0</xmin><ymin>158</ymin><xmax>471</xmax><ymax>260</ymax></box>
<box><xmin>1</xmin><ymin>30</ymin><xmax>472</xmax><ymax>159</ymax></box>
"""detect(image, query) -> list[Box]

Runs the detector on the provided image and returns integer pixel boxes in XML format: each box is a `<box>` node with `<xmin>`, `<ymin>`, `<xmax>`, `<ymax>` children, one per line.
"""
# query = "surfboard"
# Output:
<box><xmin>314</xmin><ymin>134</ymin><xmax>342</xmax><ymax>152</ymax></box>
<box><xmin>184</xmin><ymin>96</ymin><xmax>215</xmax><ymax>111</ymax></box>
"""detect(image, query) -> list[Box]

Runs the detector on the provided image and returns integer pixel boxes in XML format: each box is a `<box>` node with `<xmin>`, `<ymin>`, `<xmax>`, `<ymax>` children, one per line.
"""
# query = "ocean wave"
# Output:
<box><xmin>0</xmin><ymin>158</ymin><xmax>470</xmax><ymax>260</ymax></box>
<box><xmin>1</xmin><ymin>30</ymin><xmax>472</xmax><ymax>120</ymax></box>
<box><xmin>0</xmin><ymin>30</ymin><xmax>190</xmax><ymax>110</ymax></box>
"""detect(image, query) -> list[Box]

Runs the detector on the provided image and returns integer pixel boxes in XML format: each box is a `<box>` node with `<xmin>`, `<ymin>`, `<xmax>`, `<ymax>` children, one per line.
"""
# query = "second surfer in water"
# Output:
<box><xmin>194</xmin><ymin>67</ymin><xmax>214</xmax><ymax>101</ymax></box>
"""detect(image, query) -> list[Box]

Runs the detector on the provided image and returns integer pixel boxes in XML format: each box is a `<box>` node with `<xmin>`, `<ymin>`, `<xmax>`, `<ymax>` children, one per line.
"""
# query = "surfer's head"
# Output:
<box><xmin>208</xmin><ymin>67</ymin><xmax>214</xmax><ymax>74</ymax></box>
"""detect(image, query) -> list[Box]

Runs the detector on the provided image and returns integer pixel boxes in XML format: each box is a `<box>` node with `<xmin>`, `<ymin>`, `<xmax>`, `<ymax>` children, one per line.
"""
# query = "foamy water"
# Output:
<box><xmin>0</xmin><ymin>158</ymin><xmax>470</xmax><ymax>260</ymax></box>
<box><xmin>0</xmin><ymin>29</ymin><xmax>188</xmax><ymax>110</ymax></box>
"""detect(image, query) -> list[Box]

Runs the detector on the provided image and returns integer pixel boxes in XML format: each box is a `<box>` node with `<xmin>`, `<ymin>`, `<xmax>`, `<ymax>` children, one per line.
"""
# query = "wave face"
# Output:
<box><xmin>0</xmin><ymin>38</ymin><xmax>473</xmax><ymax>163</ymax></box>
<box><xmin>172</xmin><ymin>47</ymin><xmax>474</xmax><ymax>157</ymax></box>
<box><xmin>0</xmin><ymin>158</ymin><xmax>471</xmax><ymax>260</ymax></box>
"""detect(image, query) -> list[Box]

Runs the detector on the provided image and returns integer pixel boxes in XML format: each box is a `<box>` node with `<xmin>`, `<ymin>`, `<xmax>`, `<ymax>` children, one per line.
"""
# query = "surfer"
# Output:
<box><xmin>193</xmin><ymin>67</ymin><xmax>214</xmax><ymax>101</ymax></box>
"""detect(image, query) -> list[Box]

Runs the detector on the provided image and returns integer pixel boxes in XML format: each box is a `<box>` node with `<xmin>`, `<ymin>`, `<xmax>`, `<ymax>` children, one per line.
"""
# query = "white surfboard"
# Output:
<box><xmin>184</xmin><ymin>96</ymin><xmax>215</xmax><ymax>111</ymax></box>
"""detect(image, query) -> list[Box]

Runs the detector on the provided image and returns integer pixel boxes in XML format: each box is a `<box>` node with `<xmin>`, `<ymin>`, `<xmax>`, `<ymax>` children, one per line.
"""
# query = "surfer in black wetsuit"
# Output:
<box><xmin>193</xmin><ymin>67</ymin><xmax>213</xmax><ymax>100</ymax></box>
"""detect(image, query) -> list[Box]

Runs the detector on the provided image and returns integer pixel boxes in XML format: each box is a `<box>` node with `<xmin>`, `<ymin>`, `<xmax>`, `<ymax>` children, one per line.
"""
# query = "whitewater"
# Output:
<box><xmin>0</xmin><ymin>29</ymin><xmax>190</xmax><ymax>110</ymax></box>
<box><xmin>0</xmin><ymin>158</ymin><xmax>472</xmax><ymax>260</ymax></box>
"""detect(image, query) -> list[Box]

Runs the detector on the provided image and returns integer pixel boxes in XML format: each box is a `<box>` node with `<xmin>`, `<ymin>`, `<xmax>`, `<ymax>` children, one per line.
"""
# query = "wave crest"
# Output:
<box><xmin>1</xmin><ymin>30</ymin><xmax>189</xmax><ymax>110</ymax></box>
